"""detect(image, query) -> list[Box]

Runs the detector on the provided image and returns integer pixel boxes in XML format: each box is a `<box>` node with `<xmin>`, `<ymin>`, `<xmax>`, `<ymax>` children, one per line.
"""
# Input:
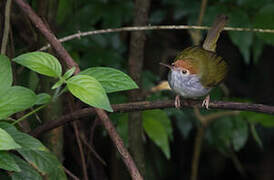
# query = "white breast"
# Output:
<box><xmin>168</xmin><ymin>70</ymin><xmax>211</xmax><ymax>98</ymax></box>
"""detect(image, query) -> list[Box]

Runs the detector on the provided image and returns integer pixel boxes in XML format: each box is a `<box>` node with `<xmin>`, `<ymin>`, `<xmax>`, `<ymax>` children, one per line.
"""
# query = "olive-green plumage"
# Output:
<box><xmin>160</xmin><ymin>14</ymin><xmax>229</xmax><ymax>109</ymax></box>
<box><xmin>175</xmin><ymin>46</ymin><xmax>228</xmax><ymax>88</ymax></box>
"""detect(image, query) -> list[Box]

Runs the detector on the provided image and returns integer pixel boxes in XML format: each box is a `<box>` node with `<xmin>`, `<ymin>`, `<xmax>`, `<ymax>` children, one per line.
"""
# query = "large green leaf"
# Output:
<box><xmin>228</xmin><ymin>9</ymin><xmax>252</xmax><ymax>64</ymax></box>
<box><xmin>67</xmin><ymin>75</ymin><xmax>113</xmax><ymax>112</ymax></box>
<box><xmin>35</xmin><ymin>93</ymin><xmax>51</xmax><ymax>105</ymax></box>
<box><xmin>143</xmin><ymin>111</ymin><xmax>170</xmax><ymax>159</ymax></box>
<box><xmin>11</xmin><ymin>154</ymin><xmax>42</xmax><ymax>180</ymax></box>
<box><xmin>143</xmin><ymin>110</ymin><xmax>173</xmax><ymax>140</ymax></box>
<box><xmin>253</xmin><ymin>4</ymin><xmax>274</xmax><ymax>45</ymax></box>
<box><xmin>206</xmin><ymin>116</ymin><xmax>248</xmax><ymax>153</ymax></box>
<box><xmin>0</xmin><ymin>86</ymin><xmax>37</xmax><ymax>120</ymax></box>
<box><xmin>0</xmin><ymin>55</ymin><xmax>12</xmax><ymax>95</ymax></box>
<box><xmin>0</xmin><ymin>128</ymin><xmax>21</xmax><ymax>150</ymax></box>
<box><xmin>80</xmin><ymin>67</ymin><xmax>138</xmax><ymax>93</ymax></box>
<box><xmin>18</xmin><ymin>150</ymin><xmax>66</xmax><ymax>180</ymax></box>
<box><xmin>13</xmin><ymin>52</ymin><xmax>62</xmax><ymax>78</ymax></box>
<box><xmin>0</xmin><ymin>122</ymin><xmax>46</xmax><ymax>151</ymax></box>
<box><xmin>231</xmin><ymin>116</ymin><xmax>248</xmax><ymax>151</ymax></box>
<box><xmin>0</xmin><ymin>151</ymin><xmax>20</xmax><ymax>172</ymax></box>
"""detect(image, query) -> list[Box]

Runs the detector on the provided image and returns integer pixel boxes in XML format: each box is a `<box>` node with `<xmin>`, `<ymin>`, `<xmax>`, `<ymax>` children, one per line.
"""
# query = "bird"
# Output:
<box><xmin>160</xmin><ymin>15</ymin><xmax>228</xmax><ymax>109</ymax></box>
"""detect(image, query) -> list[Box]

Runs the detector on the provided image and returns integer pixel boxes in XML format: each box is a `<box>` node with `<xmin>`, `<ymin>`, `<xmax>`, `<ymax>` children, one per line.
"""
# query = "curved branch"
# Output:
<box><xmin>30</xmin><ymin>99</ymin><xmax>274</xmax><ymax>137</ymax></box>
<box><xmin>39</xmin><ymin>25</ymin><xmax>274</xmax><ymax>51</ymax></box>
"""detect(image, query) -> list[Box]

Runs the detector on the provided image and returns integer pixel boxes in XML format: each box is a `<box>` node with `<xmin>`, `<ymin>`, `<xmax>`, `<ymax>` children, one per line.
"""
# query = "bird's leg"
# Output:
<box><xmin>202</xmin><ymin>95</ymin><xmax>210</xmax><ymax>109</ymax></box>
<box><xmin>175</xmin><ymin>95</ymin><xmax>181</xmax><ymax>108</ymax></box>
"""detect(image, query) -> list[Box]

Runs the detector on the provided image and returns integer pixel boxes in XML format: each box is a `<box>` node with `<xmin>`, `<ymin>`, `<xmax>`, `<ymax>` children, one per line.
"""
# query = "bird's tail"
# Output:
<box><xmin>202</xmin><ymin>15</ymin><xmax>228</xmax><ymax>52</ymax></box>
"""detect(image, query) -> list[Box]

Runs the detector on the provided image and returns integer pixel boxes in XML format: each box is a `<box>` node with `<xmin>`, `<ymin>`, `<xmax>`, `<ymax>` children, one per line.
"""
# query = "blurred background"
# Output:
<box><xmin>2</xmin><ymin>0</ymin><xmax>274</xmax><ymax>179</ymax></box>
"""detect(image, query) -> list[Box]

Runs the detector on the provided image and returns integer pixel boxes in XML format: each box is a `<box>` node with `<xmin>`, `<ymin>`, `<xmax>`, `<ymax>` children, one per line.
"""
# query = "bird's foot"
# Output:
<box><xmin>202</xmin><ymin>95</ymin><xmax>210</xmax><ymax>110</ymax></box>
<box><xmin>175</xmin><ymin>95</ymin><xmax>181</xmax><ymax>108</ymax></box>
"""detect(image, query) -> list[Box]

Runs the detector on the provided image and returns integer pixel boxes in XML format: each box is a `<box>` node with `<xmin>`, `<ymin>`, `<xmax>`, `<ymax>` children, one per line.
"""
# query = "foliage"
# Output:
<box><xmin>3</xmin><ymin>0</ymin><xmax>274</xmax><ymax>179</ymax></box>
<box><xmin>0</xmin><ymin>51</ymin><xmax>137</xmax><ymax>178</ymax></box>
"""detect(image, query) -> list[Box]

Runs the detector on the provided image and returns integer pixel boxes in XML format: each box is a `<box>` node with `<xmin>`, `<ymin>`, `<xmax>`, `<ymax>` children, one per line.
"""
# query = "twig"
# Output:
<box><xmin>1</xmin><ymin>0</ymin><xmax>12</xmax><ymax>54</ymax></box>
<box><xmin>190</xmin><ymin>126</ymin><xmax>205</xmax><ymax>180</ymax></box>
<box><xmin>189</xmin><ymin>0</ymin><xmax>208</xmax><ymax>45</ymax></box>
<box><xmin>197</xmin><ymin>0</ymin><xmax>208</xmax><ymax>26</ymax></box>
<box><xmin>79</xmin><ymin>133</ymin><xmax>107</xmax><ymax>166</ymax></box>
<box><xmin>39</xmin><ymin>25</ymin><xmax>274</xmax><ymax>51</ymax></box>
<box><xmin>95</xmin><ymin>108</ymin><xmax>143</xmax><ymax>180</ymax></box>
<box><xmin>63</xmin><ymin>166</ymin><xmax>80</xmax><ymax>180</ymax></box>
<box><xmin>72</xmin><ymin>122</ymin><xmax>89</xmax><ymax>180</ymax></box>
<box><xmin>30</xmin><ymin>99</ymin><xmax>274</xmax><ymax>137</ymax></box>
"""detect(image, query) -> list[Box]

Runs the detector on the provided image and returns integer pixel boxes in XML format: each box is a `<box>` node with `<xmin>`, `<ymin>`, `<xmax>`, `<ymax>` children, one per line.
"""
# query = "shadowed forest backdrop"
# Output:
<box><xmin>1</xmin><ymin>0</ymin><xmax>274</xmax><ymax>179</ymax></box>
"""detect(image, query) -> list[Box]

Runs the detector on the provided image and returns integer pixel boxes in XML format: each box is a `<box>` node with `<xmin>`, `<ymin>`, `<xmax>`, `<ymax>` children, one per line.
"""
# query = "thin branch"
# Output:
<box><xmin>79</xmin><ymin>133</ymin><xmax>107</xmax><ymax>166</ymax></box>
<box><xmin>39</xmin><ymin>25</ymin><xmax>274</xmax><ymax>51</ymax></box>
<box><xmin>197</xmin><ymin>0</ymin><xmax>208</xmax><ymax>26</ymax></box>
<box><xmin>189</xmin><ymin>0</ymin><xmax>208</xmax><ymax>45</ymax></box>
<box><xmin>30</xmin><ymin>99</ymin><xmax>274</xmax><ymax>137</ymax></box>
<box><xmin>1</xmin><ymin>0</ymin><xmax>12</xmax><ymax>54</ymax></box>
<box><xmin>190</xmin><ymin>126</ymin><xmax>205</xmax><ymax>180</ymax></box>
<box><xmin>95</xmin><ymin>109</ymin><xmax>143</xmax><ymax>180</ymax></box>
<box><xmin>63</xmin><ymin>166</ymin><xmax>80</xmax><ymax>180</ymax></box>
<box><xmin>72</xmin><ymin>122</ymin><xmax>89</xmax><ymax>180</ymax></box>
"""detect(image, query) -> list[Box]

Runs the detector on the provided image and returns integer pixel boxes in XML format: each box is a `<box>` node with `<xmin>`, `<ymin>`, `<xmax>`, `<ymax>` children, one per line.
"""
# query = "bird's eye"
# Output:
<box><xmin>181</xmin><ymin>69</ymin><xmax>189</xmax><ymax>75</ymax></box>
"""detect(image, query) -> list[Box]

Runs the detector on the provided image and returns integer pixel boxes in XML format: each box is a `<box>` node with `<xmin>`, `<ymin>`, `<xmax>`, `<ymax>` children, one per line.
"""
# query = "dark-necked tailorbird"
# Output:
<box><xmin>160</xmin><ymin>15</ymin><xmax>228</xmax><ymax>109</ymax></box>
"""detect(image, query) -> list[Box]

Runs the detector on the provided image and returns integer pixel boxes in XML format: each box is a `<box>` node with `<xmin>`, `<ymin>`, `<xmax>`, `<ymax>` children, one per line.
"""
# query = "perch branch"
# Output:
<box><xmin>30</xmin><ymin>99</ymin><xmax>274</xmax><ymax>137</ymax></box>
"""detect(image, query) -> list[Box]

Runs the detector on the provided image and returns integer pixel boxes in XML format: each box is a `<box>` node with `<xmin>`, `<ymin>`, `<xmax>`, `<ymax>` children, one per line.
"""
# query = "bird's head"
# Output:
<box><xmin>160</xmin><ymin>59</ymin><xmax>199</xmax><ymax>77</ymax></box>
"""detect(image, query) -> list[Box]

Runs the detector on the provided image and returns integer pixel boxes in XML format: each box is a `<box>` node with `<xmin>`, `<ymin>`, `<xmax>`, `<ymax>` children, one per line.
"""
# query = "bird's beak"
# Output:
<box><xmin>159</xmin><ymin>63</ymin><xmax>173</xmax><ymax>70</ymax></box>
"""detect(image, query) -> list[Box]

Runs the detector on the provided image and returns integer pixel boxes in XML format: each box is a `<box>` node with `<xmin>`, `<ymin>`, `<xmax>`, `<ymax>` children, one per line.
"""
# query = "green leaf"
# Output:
<box><xmin>80</xmin><ymin>67</ymin><xmax>138</xmax><ymax>93</ymax></box>
<box><xmin>28</xmin><ymin>71</ymin><xmax>39</xmax><ymax>91</ymax></box>
<box><xmin>0</xmin><ymin>151</ymin><xmax>21</xmax><ymax>172</ymax></box>
<box><xmin>252</xmin><ymin>36</ymin><xmax>264</xmax><ymax>64</ymax></box>
<box><xmin>206</xmin><ymin>117</ymin><xmax>248</xmax><ymax>152</ymax></box>
<box><xmin>168</xmin><ymin>109</ymin><xmax>193</xmax><ymax>138</ymax></box>
<box><xmin>228</xmin><ymin>9</ymin><xmax>252</xmax><ymax>64</ymax></box>
<box><xmin>13</xmin><ymin>52</ymin><xmax>62</xmax><ymax>78</ymax></box>
<box><xmin>0</xmin><ymin>128</ymin><xmax>21</xmax><ymax>150</ymax></box>
<box><xmin>241</xmin><ymin>111</ymin><xmax>274</xmax><ymax>127</ymax></box>
<box><xmin>0</xmin><ymin>86</ymin><xmax>37</xmax><ymax>120</ymax></box>
<box><xmin>11</xmin><ymin>154</ymin><xmax>42</xmax><ymax>180</ymax></box>
<box><xmin>56</xmin><ymin>0</ymin><xmax>73</xmax><ymax>24</ymax></box>
<box><xmin>0</xmin><ymin>54</ymin><xmax>12</xmax><ymax>95</ymax></box>
<box><xmin>206</xmin><ymin>117</ymin><xmax>233</xmax><ymax>153</ymax></box>
<box><xmin>18</xmin><ymin>150</ymin><xmax>66</xmax><ymax>180</ymax></box>
<box><xmin>51</xmin><ymin>79</ymin><xmax>65</xmax><ymax>89</ymax></box>
<box><xmin>143</xmin><ymin>113</ymin><xmax>170</xmax><ymax>159</ymax></box>
<box><xmin>231</xmin><ymin>117</ymin><xmax>248</xmax><ymax>151</ymax></box>
<box><xmin>63</xmin><ymin>67</ymin><xmax>76</xmax><ymax>80</ymax></box>
<box><xmin>250</xmin><ymin>123</ymin><xmax>263</xmax><ymax>149</ymax></box>
<box><xmin>67</xmin><ymin>75</ymin><xmax>113</xmax><ymax>112</ymax></box>
<box><xmin>115</xmin><ymin>113</ymin><xmax>129</xmax><ymax>146</ymax></box>
<box><xmin>0</xmin><ymin>122</ymin><xmax>47</xmax><ymax>151</ymax></box>
<box><xmin>253</xmin><ymin>4</ymin><xmax>274</xmax><ymax>45</ymax></box>
<box><xmin>35</xmin><ymin>93</ymin><xmax>51</xmax><ymax>105</ymax></box>
<box><xmin>143</xmin><ymin>110</ymin><xmax>173</xmax><ymax>140</ymax></box>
